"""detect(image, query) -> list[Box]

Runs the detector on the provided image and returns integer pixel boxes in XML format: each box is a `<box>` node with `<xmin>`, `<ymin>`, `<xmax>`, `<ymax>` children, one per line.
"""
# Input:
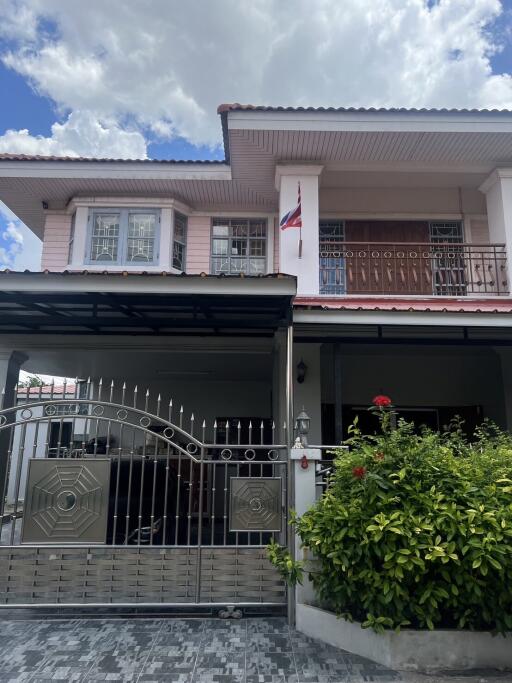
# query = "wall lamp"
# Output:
<box><xmin>296</xmin><ymin>358</ymin><xmax>307</xmax><ymax>384</ymax></box>
<box><xmin>294</xmin><ymin>408</ymin><xmax>311</xmax><ymax>447</ymax></box>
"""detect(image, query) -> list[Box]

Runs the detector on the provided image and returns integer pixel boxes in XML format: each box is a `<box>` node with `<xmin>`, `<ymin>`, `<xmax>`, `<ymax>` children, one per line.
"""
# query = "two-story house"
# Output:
<box><xmin>0</xmin><ymin>104</ymin><xmax>511</xmax><ymax>611</ymax></box>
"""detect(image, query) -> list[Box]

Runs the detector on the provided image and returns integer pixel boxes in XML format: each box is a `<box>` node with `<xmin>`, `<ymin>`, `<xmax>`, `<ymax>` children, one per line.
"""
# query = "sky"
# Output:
<box><xmin>0</xmin><ymin>0</ymin><xmax>512</xmax><ymax>270</ymax></box>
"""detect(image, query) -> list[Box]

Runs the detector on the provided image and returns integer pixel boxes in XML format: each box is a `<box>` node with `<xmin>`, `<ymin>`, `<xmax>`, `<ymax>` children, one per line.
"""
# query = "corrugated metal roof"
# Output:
<box><xmin>294</xmin><ymin>296</ymin><xmax>512</xmax><ymax>314</ymax></box>
<box><xmin>0</xmin><ymin>153</ymin><xmax>225</xmax><ymax>164</ymax></box>
<box><xmin>0</xmin><ymin>269</ymin><xmax>292</xmax><ymax>279</ymax></box>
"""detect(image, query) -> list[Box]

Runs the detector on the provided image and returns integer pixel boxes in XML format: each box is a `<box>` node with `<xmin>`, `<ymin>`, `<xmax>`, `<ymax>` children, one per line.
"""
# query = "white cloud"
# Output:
<box><xmin>0</xmin><ymin>202</ymin><xmax>42</xmax><ymax>270</ymax></box>
<box><xmin>0</xmin><ymin>0</ymin><xmax>510</xmax><ymax>151</ymax></box>
<box><xmin>0</xmin><ymin>110</ymin><xmax>147</xmax><ymax>159</ymax></box>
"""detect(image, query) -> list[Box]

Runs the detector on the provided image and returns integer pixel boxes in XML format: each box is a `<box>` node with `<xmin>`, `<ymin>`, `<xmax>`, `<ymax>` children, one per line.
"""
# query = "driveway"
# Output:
<box><xmin>0</xmin><ymin>616</ymin><xmax>509</xmax><ymax>682</ymax></box>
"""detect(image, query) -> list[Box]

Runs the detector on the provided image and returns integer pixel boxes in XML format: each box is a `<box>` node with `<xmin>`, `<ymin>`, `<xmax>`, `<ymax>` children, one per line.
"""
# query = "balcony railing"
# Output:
<box><xmin>319</xmin><ymin>242</ymin><xmax>508</xmax><ymax>296</ymax></box>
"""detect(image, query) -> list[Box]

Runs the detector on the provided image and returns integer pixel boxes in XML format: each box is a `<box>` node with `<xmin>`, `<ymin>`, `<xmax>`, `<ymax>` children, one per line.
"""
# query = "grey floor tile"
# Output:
<box><xmin>248</xmin><ymin>632</ymin><xmax>293</xmax><ymax>652</ymax></box>
<box><xmin>139</xmin><ymin>675</ymin><xmax>193</xmax><ymax>683</ymax></box>
<box><xmin>247</xmin><ymin>651</ymin><xmax>298</xmax><ymax>677</ymax></box>
<box><xmin>246</xmin><ymin>675</ymin><xmax>299</xmax><ymax>683</ymax></box>
<box><xmin>194</xmin><ymin>650</ymin><xmax>245</xmax><ymax>676</ymax></box>
<box><xmin>247</xmin><ymin>618</ymin><xmax>290</xmax><ymax>635</ymax></box>
<box><xmin>142</xmin><ymin>650</ymin><xmax>196</xmax><ymax>675</ymax></box>
<box><xmin>160</xmin><ymin>619</ymin><xmax>206</xmax><ymax>634</ymax></box>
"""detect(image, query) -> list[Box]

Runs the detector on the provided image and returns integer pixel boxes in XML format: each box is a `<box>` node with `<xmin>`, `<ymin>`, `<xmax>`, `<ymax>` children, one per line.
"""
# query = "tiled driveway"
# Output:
<box><xmin>0</xmin><ymin>616</ymin><xmax>403</xmax><ymax>682</ymax></box>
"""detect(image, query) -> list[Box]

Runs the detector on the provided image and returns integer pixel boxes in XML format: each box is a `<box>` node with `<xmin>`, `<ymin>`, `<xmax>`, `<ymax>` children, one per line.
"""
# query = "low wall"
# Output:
<box><xmin>296</xmin><ymin>603</ymin><xmax>512</xmax><ymax>672</ymax></box>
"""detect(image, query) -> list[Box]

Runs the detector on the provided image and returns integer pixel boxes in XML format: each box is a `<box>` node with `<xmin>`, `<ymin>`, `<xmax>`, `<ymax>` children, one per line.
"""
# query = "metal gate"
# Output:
<box><xmin>0</xmin><ymin>381</ymin><xmax>288</xmax><ymax>609</ymax></box>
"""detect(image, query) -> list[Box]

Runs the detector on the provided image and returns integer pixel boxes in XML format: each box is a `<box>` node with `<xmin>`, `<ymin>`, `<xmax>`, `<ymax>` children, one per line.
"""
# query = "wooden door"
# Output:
<box><xmin>344</xmin><ymin>221</ymin><xmax>432</xmax><ymax>295</ymax></box>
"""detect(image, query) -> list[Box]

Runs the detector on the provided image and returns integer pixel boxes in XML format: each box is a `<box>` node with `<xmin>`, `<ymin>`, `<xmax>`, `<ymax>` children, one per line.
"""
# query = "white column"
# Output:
<box><xmin>290</xmin><ymin>447</ymin><xmax>322</xmax><ymax>605</ymax></box>
<box><xmin>293</xmin><ymin>343</ymin><xmax>322</xmax><ymax>444</ymax></box>
<box><xmin>276</xmin><ymin>165</ymin><xmax>323</xmax><ymax>296</ymax></box>
<box><xmin>0</xmin><ymin>351</ymin><xmax>28</xmax><ymax>515</ymax></box>
<box><xmin>480</xmin><ymin>169</ymin><xmax>512</xmax><ymax>290</ymax></box>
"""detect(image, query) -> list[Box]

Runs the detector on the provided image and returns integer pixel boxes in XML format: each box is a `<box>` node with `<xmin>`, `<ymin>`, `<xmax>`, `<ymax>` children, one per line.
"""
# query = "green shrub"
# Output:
<box><xmin>270</xmin><ymin>403</ymin><xmax>512</xmax><ymax>633</ymax></box>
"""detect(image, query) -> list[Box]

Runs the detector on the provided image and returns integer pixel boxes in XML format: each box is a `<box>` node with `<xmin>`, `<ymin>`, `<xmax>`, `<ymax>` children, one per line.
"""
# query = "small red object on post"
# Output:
<box><xmin>300</xmin><ymin>454</ymin><xmax>309</xmax><ymax>470</ymax></box>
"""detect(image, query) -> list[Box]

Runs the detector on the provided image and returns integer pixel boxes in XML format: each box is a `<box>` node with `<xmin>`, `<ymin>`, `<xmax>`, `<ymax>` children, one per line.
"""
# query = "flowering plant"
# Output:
<box><xmin>372</xmin><ymin>395</ymin><xmax>392</xmax><ymax>408</ymax></box>
<box><xmin>268</xmin><ymin>409</ymin><xmax>512</xmax><ymax>634</ymax></box>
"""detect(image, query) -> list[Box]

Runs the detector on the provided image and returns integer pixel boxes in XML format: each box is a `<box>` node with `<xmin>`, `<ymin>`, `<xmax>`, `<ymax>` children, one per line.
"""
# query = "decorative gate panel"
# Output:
<box><xmin>0</xmin><ymin>381</ymin><xmax>288</xmax><ymax>609</ymax></box>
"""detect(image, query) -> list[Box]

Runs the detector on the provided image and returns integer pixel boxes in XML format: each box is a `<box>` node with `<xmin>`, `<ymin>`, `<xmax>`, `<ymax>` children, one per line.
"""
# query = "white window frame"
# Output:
<box><xmin>85</xmin><ymin>208</ymin><xmax>161</xmax><ymax>266</ymax></box>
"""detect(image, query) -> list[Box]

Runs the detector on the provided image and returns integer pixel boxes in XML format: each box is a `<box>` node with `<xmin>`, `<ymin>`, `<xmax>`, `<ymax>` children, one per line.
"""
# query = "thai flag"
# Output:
<box><xmin>280</xmin><ymin>183</ymin><xmax>302</xmax><ymax>230</ymax></box>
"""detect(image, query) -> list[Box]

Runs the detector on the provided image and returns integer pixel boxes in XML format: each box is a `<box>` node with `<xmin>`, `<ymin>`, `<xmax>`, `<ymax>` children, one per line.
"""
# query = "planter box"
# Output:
<box><xmin>296</xmin><ymin>603</ymin><xmax>512</xmax><ymax>672</ymax></box>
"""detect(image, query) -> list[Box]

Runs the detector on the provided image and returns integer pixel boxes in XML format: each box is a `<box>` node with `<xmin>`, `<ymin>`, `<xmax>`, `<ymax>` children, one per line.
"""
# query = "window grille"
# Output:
<box><xmin>319</xmin><ymin>220</ymin><xmax>345</xmax><ymax>295</ymax></box>
<box><xmin>86</xmin><ymin>209</ymin><xmax>160</xmax><ymax>266</ymax></box>
<box><xmin>429</xmin><ymin>221</ymin><xmax>465</xmax><ymax>296</ymax></box>
<box><xmin>211</xmin><ymin>218</ymin><xmax>267</xmax><ymax>275</ymax></box>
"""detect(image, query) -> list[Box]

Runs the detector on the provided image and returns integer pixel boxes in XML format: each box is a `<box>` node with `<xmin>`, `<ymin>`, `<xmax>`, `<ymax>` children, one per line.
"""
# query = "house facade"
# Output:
<box><xmin>0</xmin><ymin>104</ymin><xmax>512</xmax><ymax>612</ymax></box>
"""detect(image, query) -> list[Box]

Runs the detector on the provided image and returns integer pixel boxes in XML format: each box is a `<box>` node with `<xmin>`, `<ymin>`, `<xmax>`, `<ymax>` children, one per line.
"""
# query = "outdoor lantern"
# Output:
<box><xmin>296</xmin><ymin>358</ymin><xmax>307</xmax><ymax>384</ymax></box>
<box><xmin>294</xmin><ymin>408</ymin><xmax>310</xmax><ymax>447</ymax></box>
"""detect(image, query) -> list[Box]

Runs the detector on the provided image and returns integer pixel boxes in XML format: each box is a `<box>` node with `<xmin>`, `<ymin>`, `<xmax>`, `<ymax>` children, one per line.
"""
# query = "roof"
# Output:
<box><xmin>217</xmin><ymin>104</ymin><xmax>512</xmax><ymax>114</ymax></box>
<box><xmin>0</xmin><ymin>153</ymin><xmax>224</xmax><ymax>164</ymax></box>
<box><xmin>17</xmin><ymin>384</ymin><xmax>77</xmax><ymax>397</ymax></box>
<box><xmin>294</xmin><ymin>296</ymin><xmax>512</xmax><ymax>314</ymax></box>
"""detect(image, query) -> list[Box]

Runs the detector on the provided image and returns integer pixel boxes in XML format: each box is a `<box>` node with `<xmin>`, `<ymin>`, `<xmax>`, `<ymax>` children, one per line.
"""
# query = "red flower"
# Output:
<box><xmin>352</xmin><ymin>466</ymin><xmax>367</xmax><ymax>479</ymax></box>
<box><xmin>372</xmin><ymin>395</ymin><xmax>392</xmax><ymax>408</ymax></box>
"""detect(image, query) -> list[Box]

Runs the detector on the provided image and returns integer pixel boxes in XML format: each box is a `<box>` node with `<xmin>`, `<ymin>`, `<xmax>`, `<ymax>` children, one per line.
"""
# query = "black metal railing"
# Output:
<box><xmin>319</xmin><ymin>242</ymin><xmax>508</xmax><ymax>296</ymax></box>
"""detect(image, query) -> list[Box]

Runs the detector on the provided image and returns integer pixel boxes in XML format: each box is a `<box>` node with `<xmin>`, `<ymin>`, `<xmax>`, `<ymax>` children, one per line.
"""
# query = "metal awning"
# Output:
<box><xmin>0</xmin><ymin>272</ymin><xmax>296</xmax><ymax>336</ymax></box>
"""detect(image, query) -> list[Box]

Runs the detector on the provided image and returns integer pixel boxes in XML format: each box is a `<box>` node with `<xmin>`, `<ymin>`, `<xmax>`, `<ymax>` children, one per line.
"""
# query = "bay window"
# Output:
<box><xmin>211</xmin><ymin>218</ymin><xmax>267</xmax><ymax>275</ymax></box>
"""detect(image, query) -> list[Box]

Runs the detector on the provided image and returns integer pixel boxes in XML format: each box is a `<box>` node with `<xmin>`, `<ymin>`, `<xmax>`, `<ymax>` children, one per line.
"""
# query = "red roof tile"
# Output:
<box><xmin>293</xmin><ymin>296</ymin><xmax>512</xmax><ymax>314</ymax></box>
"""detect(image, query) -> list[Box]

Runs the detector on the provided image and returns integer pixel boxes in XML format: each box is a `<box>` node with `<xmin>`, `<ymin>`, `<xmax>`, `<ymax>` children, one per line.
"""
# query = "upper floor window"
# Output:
<box><xmin>211</xmin><ymin>218</ymin><xmax>267</xmax><ymax>275</ymax></box>
<box><xmin>86</xmin><ymin>209</ymin><xmax>160</xmax><ymax>265</ymax></box>
<box><xmin>173</xmin><ymin>212</ymin><xmax>187</xmax><ymax>271</ymax></box>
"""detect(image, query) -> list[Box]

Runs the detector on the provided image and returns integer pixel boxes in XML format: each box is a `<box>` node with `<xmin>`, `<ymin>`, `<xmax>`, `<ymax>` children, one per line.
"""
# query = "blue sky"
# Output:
<box><xmin>0</xmin><ymin>0</ymin><xmax>512</xmax><ymax>270</ymax></box>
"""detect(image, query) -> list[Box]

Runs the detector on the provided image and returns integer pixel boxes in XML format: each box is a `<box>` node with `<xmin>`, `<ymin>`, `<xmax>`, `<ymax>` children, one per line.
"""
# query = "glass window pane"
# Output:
<box><xmin>212</xmin><ymin>239</ymin><xmax>228</xmax><ymax>256</ymax></box>
<box><xmin>211</xmin><ymin>257</ymin><xmax>230</xmax><ymax>274</ymax></box>
<box><xmin>232</xmin><ymin>223</ymin><xmax>248</xmax><ymax>238</ymax></box>
<box><xmin>127</xmin><ymin>238</ymin><xmax>154</xmax><ymax>262</ymax></box>
<box><xmin>128</xmin><ymin>213</ymin><xmax>155</xmax><ymax>238</ymax></box>
<box><xmin>173</xmin><ymin>241</ymin><xmax>185</xmax><ymax>270</ymax></box>
<box><xmin>231</xmin><ymin>239</ymin><xmax>247</xmax><ymax>256</ymax></box>
<box><xmin>229</xmin><ymin>257</ymin><xmax>248</xmax><ymax>274</ymax></box>
<box><xmin>174</xmin><ymin>212</ymin><xmax>187</xmax><ymax>243</ymax></box>
<box><xmin>249</xmin><ymin>258</ymin><xmax>266</xmax><ymax>274</ymax></box>
<box><xmin>91</xmin><ymin>214</ymin><xmax>119</xmax><ymax>261</ymax></box>
<box><xmin>249</xmin><ymin>220</ymin><xmax>266</xmax><ymax>238</ymax></box>
<box><xmin>212</xmin><ymin>224</ymin><xmax>229</xmax><ymax>237</ymax></box>
<box><xmin>249</xmin><ymin>239</ymin><xmax>266</xmax><ymax>257</ymax></box>
<box><xmin>93</xmin><ymin>214</ymin><xmax>119</xmax><ymax>237</ymax></box>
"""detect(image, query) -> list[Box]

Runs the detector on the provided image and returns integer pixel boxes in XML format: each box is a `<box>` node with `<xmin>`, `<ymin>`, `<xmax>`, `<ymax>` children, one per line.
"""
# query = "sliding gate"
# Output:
<box><xmin>0</xmin><ymin>383</ymin><xmax>288</xmax><ymax>610</ymax></box>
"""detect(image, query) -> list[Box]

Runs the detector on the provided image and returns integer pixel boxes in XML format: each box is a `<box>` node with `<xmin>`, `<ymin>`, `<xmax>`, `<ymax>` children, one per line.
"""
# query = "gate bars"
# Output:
<box><xmin>0</xmin><ymin>378</ymin><xmax>288</xmax><ymax>550</ymax></box>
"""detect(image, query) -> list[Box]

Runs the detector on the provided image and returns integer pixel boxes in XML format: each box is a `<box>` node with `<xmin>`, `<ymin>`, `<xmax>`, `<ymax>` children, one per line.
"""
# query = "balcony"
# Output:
<box><xmin>319</xmin><ymin>242</ymin><xmax>508</xmax><ymax>297</ymax></box>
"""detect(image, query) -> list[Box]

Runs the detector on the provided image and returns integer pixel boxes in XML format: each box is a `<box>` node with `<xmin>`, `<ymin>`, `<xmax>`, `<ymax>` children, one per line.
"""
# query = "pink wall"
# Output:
<box><xmin>186</xmin><ymin>215</ymin><xmax>211</xmax><ymax>274</ymax></box>
<box><xmin>41</xmin><ymin>213</ymin><xmax>72</xmax><ymax>271</ymax></box>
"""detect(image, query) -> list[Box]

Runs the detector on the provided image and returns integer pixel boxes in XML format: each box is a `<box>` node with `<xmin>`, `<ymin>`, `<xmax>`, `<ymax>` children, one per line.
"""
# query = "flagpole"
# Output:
<box><xmin>298</xmin><ymin>182</ymin><xmax>302</xmax><ymax>258</ymax></box>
